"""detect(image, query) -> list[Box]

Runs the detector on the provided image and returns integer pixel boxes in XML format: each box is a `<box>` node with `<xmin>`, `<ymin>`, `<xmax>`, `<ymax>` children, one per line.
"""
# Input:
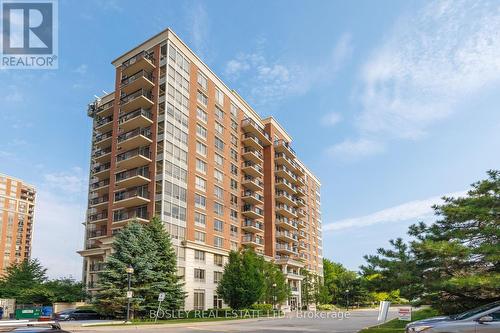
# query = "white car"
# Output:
<box><xmin>406</xmin><ymin>301</ymin><xmax>500</xmax><ymax>333</ymax></box>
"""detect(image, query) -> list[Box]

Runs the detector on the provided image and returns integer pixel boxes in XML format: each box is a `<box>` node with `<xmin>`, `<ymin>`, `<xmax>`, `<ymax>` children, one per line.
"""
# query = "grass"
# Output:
<box><xmin>358</xmin><ymin>308</ymin><xmax>440</xmax><ymax>333</ymax></box>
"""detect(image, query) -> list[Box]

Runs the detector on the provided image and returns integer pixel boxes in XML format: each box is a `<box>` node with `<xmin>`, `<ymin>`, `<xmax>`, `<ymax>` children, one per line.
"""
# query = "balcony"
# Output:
<box><xmin>242</xmin><ymin>205</ymin><xmax>264</xmax><ymax>219</ymax></box>
<box><xmin>297</xmin><ymin>219</ymin><xmax>307</xmax><ymax>229</ymax></box>
<box><xmin>242</xmin><ymin>176</ymin><xmax>264</xmax><ymax>191</ymax></box>
<box><xmin>242</xmin><ymin>161</ymin><xmax>263</xmax><ymax>178</ymax></box>
<box><xmin>298</xmin><ymin>230</ymin><xmax>307</xmax><ymax>240</ymax></box>
<box><xmin>112</xmin><ymin>206</ymin><xmax>148</xmax><ymax>226</ymax></box>
<box><xmin>85</xmin><ymin>239</ymin><xmax>100</xmax><ymax>250</ymax></box>
<box><xmin>115</xmin><ymin>167</ymin><xmax>150</xmax><ymax>189</ymax></box>
<box><xmin>286</xmin><ymin>270</ymin><xmax>303</xmax><ymax>280</ymax></box>
<box><xmin>241</xmin><ymin>133</ymin><xmax>263</xmax><ymax>150</ymax></box>
<box><xmin>295</xmin><ymin>176</ymin><xmax>305</xmax><ymax>186</ymax></box>
<box><xmin>274</xmin><ymin>139</ymin><xmax>295</xmax><ymax>158</ymax></box>
<box><xmin>276</xmin><ymin>203</ymin><xmax>297</xmax><ymax>219</ymax></box>
<box><xmin>275</xmin><ymin>217</ymin><xmax>298</xmax><ymax>231</ymax></box>
<box><xmin>117</xmin><ymin>127</ymin><xmax>152</xmax><ymax>151</ymax></box>
<box><xmin>121</xmin><ymin>70</ymin><xmax>154</xmax><ymax>95</ymax></box>
<box><xmin>114</xmin><ymin>186</ymin><xmax>150</xmax><ymax>208</ymax></box>
<box><xmin>242</xmin><ymin>147</ymin><xmax>263</xmax><ymax>164</ymax></box>
<box><xmin>275</xmin><ymin>177</ymin><xmax>297</xmax><ymax>194</ymax></box>
<box><xmin>275</xmin><ymin>165</ymin><xmax>297</xmax><ymax>183</ymax></box>
<box><xmin>95</xmin><ymin>115</ymin><xmax>113</xmax><ymax>133</ymax></box>
<box><xmin>95</xmin><ymin>101</ymin><xmax>114</xmax><ymax>118</ymax></box>
<box><xmin>296</xmin><ymin>186</ymin><xmax>306</xmax><ymax>197</ymax></box>
<box><xmin>276</xmin><ymin>243</ymin><xmax>298</xmax><ymax>256</ymax></box>
<box><xmin>275</xmin><ymin>191</ymin><xmax>296</xmax><ymax>207</ymax></box>
<box><xmin>87</xmin><ymin>226</ymin><xmax>107</xmax><ymax>239</ymax></box>
<box><xmin>241</xmin><ymin>190</ymin><xmax>264</xmax><ymax>205</ymax></box>
<box><xmin>274</xmin><ymin>152</ymin><xmax>296</xmax><ymax>171</ymax></box>
<box><xmin>90</xmin><ymin>178</ymin><xmax>110</xmax><ymax>195</ymax></box>
<box><xmin>296</xmin><ymin>208</ymin><xmax>306</xmax><ymax>218</ymax></box>
<box><xmin>94</xmin><ymin>131</ymin><xmax>113</xmax><ymax>149</ymax></box>
<box><xmin>88</xmin><ymin>262</ymin><xmax>106</xmax><ymax>273</ymax></box>
<box><xmin>120</xmin><ymin>89</ymin><xmax>154</xmax><ymax>114</ymax></box>
<box><xmin>121</xmin><ymin>51</ymin><xmax>155</xmax><ymax>77</ymax></box>
<box><xmin>298</xmin><ymin>242</ymin><xmax>307</xmax><ymax>250</ymax></box>
<box><xmin>89</xmin><ymin>195</ymin><xmax>109</xmax><ymax>209</ymax></box>
<box><xmin>242</xmin><ymin>219</ymin><xmax>264</xmax><ymax>233</ymax></box>
<box><xmin>87</xmin><ymin>211</ymin><xmax>108</xmax><ymax>224</ymax></box>
<box><xmin>242</xmin><ymin>234</ymin><xmax>264</xmax><ymax>247</ymax></box>
<box><xmin>93</xmin><ymin>147</ymin><xmax>112</xmax><ymax>164</ymax></box>
<box><xmin>92</xmin><ymin>162</ymin><xmax>111</xmax><ymax>179</ymax></box>
<box><xmin>241</xmin><ymin>118</ymin><xmax>271</xmax><ymax>146</ymax></box>
<box><xmin>118</xmin><ymin>108</ymin><xmax>153</xmax><ymax>132</ymax></box>
<box><xmin>296</xmin><ymin>198</ymin><xmax>305</xmax><ymax>207</ymax></box>
<box><xmin>276</xmin><ymin>230</ymin><xmax>298</xmax><ymax>243</ymax></box>
<box><xmin>295</xmin><ymin>164</ymin><xmax>305</xmax><ymax>176</ymax></box>
<box><xmin>116</xmin><ymin>146</ymin><xmax>151</xmax><ymax>170</ymax></box>
<box><xmin>275</xmin><ymin>256</ymin><xmax>305</xmax><ymax>268</ymax></box>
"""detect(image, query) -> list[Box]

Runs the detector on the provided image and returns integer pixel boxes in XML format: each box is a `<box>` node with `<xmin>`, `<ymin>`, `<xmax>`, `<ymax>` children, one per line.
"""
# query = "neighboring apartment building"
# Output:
<box><xmin>0</xmin><ymin>173</ymin><xmax>36</xmax><ymax>274</ymax></box>
<box><xmin>79</xmin><ymin>28</ymin><xmax>323</xmax><ymax>311</ymax></box>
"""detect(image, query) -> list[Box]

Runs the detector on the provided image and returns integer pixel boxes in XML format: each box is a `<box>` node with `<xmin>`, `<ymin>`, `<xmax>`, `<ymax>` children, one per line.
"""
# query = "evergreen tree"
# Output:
<box><xmin>95</xmin><ymin>218</ymin><xmax>185</xmax><ymax>318</ymax></box>
<box><xmin>216</xmin><ymin>248</ymin><xmax>265</xmax><ymax>309</ymax></box>
<box><xmin>0</xmin><ymin>259</ymin><xmax>50</xmax><ymax>304</ymax></box>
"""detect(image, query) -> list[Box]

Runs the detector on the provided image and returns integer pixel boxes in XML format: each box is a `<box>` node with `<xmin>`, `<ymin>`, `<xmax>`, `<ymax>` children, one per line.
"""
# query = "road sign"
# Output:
<box><xmin>158</xmin><ymin>292</ymin><xmax>165</xmax><ymax>302</ymax></box>
<box><xmin>398</xmin><ymin>307</ymin><xmax>412</xmax><ymax>321</ymax></box>
<box><xmin>126</xmin><ymin>291</ymin><xmax>133</xmax><ymax>298</ymax></box>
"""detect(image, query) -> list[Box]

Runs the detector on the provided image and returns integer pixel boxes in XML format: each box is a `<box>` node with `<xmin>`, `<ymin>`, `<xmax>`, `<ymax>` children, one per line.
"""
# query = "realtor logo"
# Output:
<box><xmin>1</xmin><ymin>0</ymin><xmax>58</xmax><ymax>69</ymax></box>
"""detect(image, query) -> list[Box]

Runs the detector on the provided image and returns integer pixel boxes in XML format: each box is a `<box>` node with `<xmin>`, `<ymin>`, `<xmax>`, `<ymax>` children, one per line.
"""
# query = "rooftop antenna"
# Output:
<box><xmin>102</xmin><ymin>90</ymin><xmax>108</xmax><ymax>95</ymax></box>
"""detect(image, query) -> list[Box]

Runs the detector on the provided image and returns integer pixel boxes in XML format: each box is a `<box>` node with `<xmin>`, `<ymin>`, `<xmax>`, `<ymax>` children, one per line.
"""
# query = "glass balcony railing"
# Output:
<box><xmin>116</xmin><ymin>146</ymin><xmax>151</xmax><ymax>163</ymax></box>
<box><xmin>117</xmin><ymin>127</ymin><xmax>152</xmax><ymax>143</ymax></box>
<box><xmin>118</xmin><ymin>108</ymin><xmax>152</xmax><ymax>124</ymax></box>
<box><xmin>121</xmin><ymin>70</ymin><xmax>153</xmax><ymax>87</ymax></box>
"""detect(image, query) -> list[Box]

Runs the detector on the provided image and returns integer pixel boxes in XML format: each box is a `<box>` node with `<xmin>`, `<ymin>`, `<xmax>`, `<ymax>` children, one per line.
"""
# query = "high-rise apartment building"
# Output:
<box><xmin>0</xmin><ymin>173</ymin><xmax>36</xmax><ymax>274</ymax></box>
<box><xmin>79</xmin><ymin>28</ymin><xmax>322</xmax><ymax>311</ymax></box>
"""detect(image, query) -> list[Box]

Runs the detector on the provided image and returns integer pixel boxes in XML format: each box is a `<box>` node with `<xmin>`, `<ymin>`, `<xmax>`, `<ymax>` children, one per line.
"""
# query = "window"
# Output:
<box><xmin>230</xmin><ymin>148</ymin><xmax>238</xmax><ymax>162</ymax></box>
<box><xmin>196</xmin><ymin>159</ymin><xmax>207</xmax><ymax>174</ymax></box>
<box><xmin>197</xmin><ymin>124</ymin><xmax>207</xmax><ymax>139</ymax></box>
<box><xmin>197</xmin><ymin>72</ymin><xmax>208</xmax><ymax>90</ymax></box>
<box><xmin>214</xmin><ymin>254</ymin><xmax>224</xmax><ymax>267</ymax></box>
<box><xmin>230</xmin><ymin>179</ymin><xmax>238</xmax><ymax>191</ymax></box>
<box><xmin>194</xmin><ymin>212</ymin><xmax>206</xmax><ymax>227</ymax></box>
<box><xmin>214</xmin><ymin>202</ymin><xmax>224</xmax><ymax>216</ymax></box>
<box><xmin>231</xmin><ymin>119</ymin><xmax>238</xmax><ymax>132</ymax></box>
<box><xmin>213</xmin><ymin>295</ymin><xmax>223</xmax><ymax>309</ymax></box>
<box><xmin>230</xmin><ymin>194</ymin><xmax>238</xmax><ymax>206</ymax></box>
<box><xmin>197</xmin><ymin>107</ymin><xmax>208</xmax><ymax>123</ymax></box>
<box><xmin>195</xmin><ymin>176</ymin><xmax>206</xmax><ymax>191</ymax></box>
<box><xmin>197</xmin><ymin>91</ymin><xmax>208</xmax><ymax>106</ymax></box>
<box><xmin>195</xmin><ymin>194</ymin><xmax>206</xmax><ymax>209</ymax></box>
<box><xmin>214</xmin><ymin>169</ymin><xmax>223</xmax><ymax>183</ymax></box>
<box><xmin>231</xmin><ymin>241</ymin><xmax>238</xmax><ymax>251</ymax></box>
<box><xmin>214</xmin><ymin>219</ymin><xmax>224</xmax><ymax>232</ymax></box>
<box><xmin>213</xmin><ymin>186</ymin><xmax>224</xmax><ymax>200</ymax></box>
<box><xmin>195</xmin><ymin>231</ymin><xmax>206</xmax><ymax>243</ymax></box>
<box><xmin>230</xmin><ymin>103</ymin><xmax>238</xmax><ymax>118</ymax></box>
<box><xmin>214</xmin><ymin>236</ymin><xmax>223</xmax><ymax>248</ymax></box>
<box><xmin>231</xmin><ymin>134</ymin><xmax>238</xmax><ymax>147</ymax></box>
<box><xmin>230</xmin><ymin>209</ymin><xmax>238</xmax><ymax>221</ymax></box>
<box><xmin>194</xmin><ymin>290</ymin><xmax>205</xmax><ymax>310</ymax></box>
<box><xmin>215</xmin><ymin>88</ymin><xmax>224</xmax><ymax>106</ymax></box>
<box><xmin>213</xmin><ymin>271</ymin><xmax>223</xmax><ymax>283</ymax></box>
<box><xmin>214</xmin><ymin>153</ymin><xmax>224</xmax><ymax>166</ymax></box>
<box><xmin>215</xmin><ymin>122</ymin><xmax>224</xmax><ymax>135</ymax></box>
<box><xmin>230</xmin><ymin>225</ymin><xmax>238</xmax><ymax>237</ymax></box>
<box><xmin>195</xmin><ymin>250</ymin><xmax>205</xmax><ymax>261</ymax></box>
<box><xmin>177</xmin><ymin>266</ymin><xmax>185</xmax><ymax>280</ymax></box>
<box><xmin>196</xmin><ymin>141</ymin><xmax>207</xmax><ymax>156</ymax></box>
<box><xmin>215</xmin><ymin>106</ymin><xmax>224</xmax><ymax>120</ymax></box>
<box><xmin>231</xmin><ymin>163</ymin><xmax>238</xmax><ymax>176</ymax></box>
<box><xmin>214</xmin><ymin>137</ymin><xmax>224</xmax><ymax>152</ymax></box>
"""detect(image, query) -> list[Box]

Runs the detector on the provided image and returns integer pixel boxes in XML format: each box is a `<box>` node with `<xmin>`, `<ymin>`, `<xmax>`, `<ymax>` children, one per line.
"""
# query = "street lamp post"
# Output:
<box><xmin>125</xmin><ymin>265</ymin><xmax>134</xmax><ymax>323</ymax></box>
<box><xmin>345</xmin><ymin>289</ymin><xmax>350</xmax><ymax>311</ymax></box>
<box><xmin>272</xmin><ymin>283</ymin><xmax>277</xmax><ymax>311</ymax></box>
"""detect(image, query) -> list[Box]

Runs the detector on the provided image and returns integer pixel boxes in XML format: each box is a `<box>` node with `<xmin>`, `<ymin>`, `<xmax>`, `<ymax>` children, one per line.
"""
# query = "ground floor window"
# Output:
<box><xmin>213</xmin><ymin>294</ymin><xmax>223</xmax><ymax>309</ymax></box>
<box><xmin>194</xmin><ymin>290</ymin><xmax>205</xmax><ymax>310</ymax></box>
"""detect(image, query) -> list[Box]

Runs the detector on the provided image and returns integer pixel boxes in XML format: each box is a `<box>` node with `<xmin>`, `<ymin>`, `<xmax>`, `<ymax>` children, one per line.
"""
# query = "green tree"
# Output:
<box><xmin>216</xmin><ymin>248</ymin><xmax>265</xmax><ymax>309</ymax></box>
<box><xmin>0</xmin><ymin>259</ymin><xmax>51</xmax><ymax>304</ymax></box>
<box><xmin>408</xmin><ymin>170</ymin><xmax>500</xmax><ymax>314</ymax></box>
<box><xmin>260</xmin><ymin>260</ymin><xmax>289</xmax><ymax>306</ymax></box>
<box><xmin>360</xmin><ymin>238</ymin><xmax>423</xmax><ymax>301</ymax></box>
<box><xmin>95</xmin><ymin>218</ymin><xmax>185</xmax><ymax>318</ymax></box>
<box><xmin>44</xmin><ymin>278</ymin><xmax>86</xmax><ymax>303</ymax></box>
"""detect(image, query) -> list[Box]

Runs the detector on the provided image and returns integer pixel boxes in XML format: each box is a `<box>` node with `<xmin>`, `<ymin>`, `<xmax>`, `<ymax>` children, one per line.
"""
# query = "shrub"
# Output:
<box><xmin>317</xmin><ymin>304</ymin><xmax>335</xmax><ymax>311</ymax></box>
<box><xmin>250</xmin><ymin>303</ymin><xmax>273</xmax><ymax>312</ymax></box>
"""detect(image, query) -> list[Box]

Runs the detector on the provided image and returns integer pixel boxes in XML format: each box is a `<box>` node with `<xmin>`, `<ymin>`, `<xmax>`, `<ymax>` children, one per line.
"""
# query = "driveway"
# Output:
<box><xmin>66</xmin><ymin>308</ymin><xmax>398</xmax><ymax>333</ymax></box>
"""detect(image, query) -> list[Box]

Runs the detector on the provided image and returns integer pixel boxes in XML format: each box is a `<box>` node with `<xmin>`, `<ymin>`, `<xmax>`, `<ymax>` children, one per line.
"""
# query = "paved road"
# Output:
<box><xmin>66</xmin><ymin>308</ymin><xmax>398</xmax><ymax>333</ymax></box>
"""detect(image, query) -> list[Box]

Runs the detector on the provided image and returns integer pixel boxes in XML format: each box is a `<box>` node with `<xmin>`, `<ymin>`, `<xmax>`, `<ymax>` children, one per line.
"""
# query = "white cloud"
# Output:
<box><xmin>73</xmin><ymin>64</ymin><xmax>87</xmax><ymax>75</ymax></box>
<box><xmin>327</xmin><ymin>138</ymin><xmax>384</xmax><ymax>159</ymax></box>
<box><xmin>345</xmin><ymin>0</ymin><xmax>500</xmax><ymax>153</ymax></box>
<box><xmin>224</xmin><ymin>33</ymin><xmax>352</xmax><ymax>108</ymax></box>
<box><xmin>43</xmin><ymin>167</ymin><xmax>87</xmax><ymax>195</ymax></box>
<box><xmin>321</xmin><ymin>112</ymin><xmax>343</xmax><ymax>127</ymax></box>
<box><xmin>324</xmin><ymin>190</ymin><xmax>467</xmax><ymax>232</ymax></box>
<box><xmin>186</xmin><ymin>2</ymin><xmax>210</xmax><ymax>59</ymax></box>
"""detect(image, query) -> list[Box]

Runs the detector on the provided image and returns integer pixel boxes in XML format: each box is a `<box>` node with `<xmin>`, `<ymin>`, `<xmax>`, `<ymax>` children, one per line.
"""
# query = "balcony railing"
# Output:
<box><xmin>94</xmin><ymin>131</ymin><xmax>113</xmax><ymax>143</ymax></box>
<box><xmin>92</xmin><ymin>162</ymin><xmax>110</xmax><ymax>174</ymax></box>
<box><xmin>95</xmin><ymin>115</ymin><xmax>113</xmax><ymax>128</ymax></box>
<box><xmin>113</xmin><ymin>206</ymin><xmax>148</xmax><ymax>222</ymax></box>
<box><xmin>242</xmin><ymin>235</ymin><xmax>264</xmax><ymax>245</ymax></box>
<box><xmin>120</xmin><ymin>89</ymin><xmax>153</xmax><ymax>105</ymax></box>
<box><xmin>116</xmin><ymin>146</ymin><xmax>151</xmax><ymax>163</ymax></box>
<box><xmin>117</xmin><ymin>127</ymin><xmax>152</xmax><ymax>143</ymax></box>
<box><xmin>89</xmin><ymin>262</ymin><xmax>106</xmax><ymax>272</ymax></box>
<box><xmin>114</xmin><ymin>186</ymin><xmax>149</xmax><ymax>202</ymax></box>
<box><xmin>89</xmin><ymin>195</ymin><xmax>109</xmax><ymax>206</ymax></box>
<box><xmin>241</xmin><ymin>118</ymin><xmax>270</xmax><ymax>141</ymax></box>
<box><xmin>242</xmin><ymin>190</ymin><xmax>264</xmax><ymax>202</ymax></box>
<box><xmin>93</xmin><ymin>147</ymin><xmax>112</xmax><ymax>159</ymax></box>
<box><xmin>274</xmin><ymin>139</ymin><xmax>296</xmax><ymax>156</ymax></box>
<box><xmin>242</xmin><ymin>147</ymin><xmax>263</xmax><ymax>160</ymax></box>
<box><xmin>122</xmin><ymin>51</ymin><xmax>154</xmax><ymax>68</ymax></box>
<box><xmin>118</xmin><ymin>108</ymin><xmax>152</xmax><ymax>123</ymax></box>
<box><xmin>243</xmin><ymin>219</ymin><xmax>264</xmax><ymax>230</ymax></box>
<box><xmin>87</xmin><ymin>227</ymin><xmax>107</xmax><ymax>238</ymax></box>
<box><xmin>88</xmin><ymin>211</ymin><xmax>108</xmax><ymax>222</ymax></box>
<box><xmin>90</xmin><ymin>179</ymin><xmax>110</xmax><ymax>190</ymax></box>
<box><xmin>116</xmin><ymin>167</ymin><xmax>149</xmax><ymax>182</ymax></box>
<box><xmin>243</xmin><ymin>205</ymin><xmax>264</xmax><ymax>216</ymax></box>
<box><xmin>121</xmin><ymin>70</ymin><xmax>153</xmax><ymax>87</ymax></box>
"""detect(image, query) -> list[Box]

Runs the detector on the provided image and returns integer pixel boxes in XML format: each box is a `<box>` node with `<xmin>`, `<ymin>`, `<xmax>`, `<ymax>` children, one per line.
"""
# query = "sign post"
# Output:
<box><xmin>155</xmin><ymin>293</ymin><xmax>165</xmax><ymax>323</ymax></box>
<box><xmin>398</xmin><ymin>307</ymin><xmax>412</xmax><ymax>321</ymax></box>
<box><xmin>377</xmin><ymin>301</ymin><xmax>391</xmax><ymax>323</ymax></box>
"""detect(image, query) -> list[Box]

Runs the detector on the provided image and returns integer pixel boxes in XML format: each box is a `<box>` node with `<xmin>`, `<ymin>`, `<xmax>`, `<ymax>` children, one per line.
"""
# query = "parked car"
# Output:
<box><xmin>53</xmin><ymin>309</ymin><xmax>99</xmax><ymax>321</ymax></box>
<box><xmin>0</xmin><ymin>320</ymin><xmax>71</xmax><ymax>332</ymax></box>
<box><xmin>406</xmin><ymin>301</ymin><xmax>500</xmax><ymax>332</ymax></box>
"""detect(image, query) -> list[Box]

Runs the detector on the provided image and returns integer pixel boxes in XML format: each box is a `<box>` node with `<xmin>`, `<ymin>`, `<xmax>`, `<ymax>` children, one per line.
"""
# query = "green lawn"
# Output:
<box><xmin>358</xmin><ymin>308</ymin><xmax>440</xmax><ymax>333</ymax></box>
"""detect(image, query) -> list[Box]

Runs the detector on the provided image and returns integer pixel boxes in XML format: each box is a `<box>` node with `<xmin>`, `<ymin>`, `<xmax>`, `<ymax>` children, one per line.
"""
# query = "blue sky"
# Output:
<box><xmin>1</xmin><ymin>0</ymin><xmax>499</xmax><ymax>278</ymax></box>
